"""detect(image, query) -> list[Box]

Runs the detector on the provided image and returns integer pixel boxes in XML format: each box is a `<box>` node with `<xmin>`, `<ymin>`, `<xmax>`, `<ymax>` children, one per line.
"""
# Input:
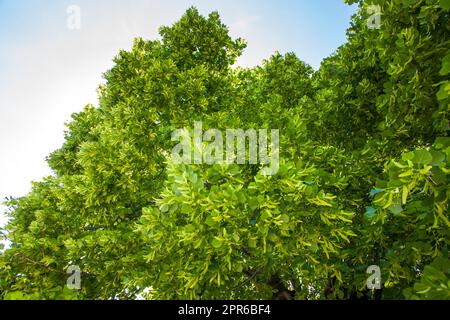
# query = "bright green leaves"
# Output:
<box><xmin>440</xmin><ymin>54</ymin><xmax>450</xmax><ymax>76</ymax></box>
<box><xmin>138</xmin><ymin>163</ymin><xmax>253</xmax><ymax>298</ymax></box>
<box><xmin>439</xmin><ymin>0</ymin><xmax>450</xmax><ymax>10</ymax></box>
<box><xmin>437</xmin><ymin>80</ymin><xmax>450</xmax><ymax>101</ymax></box>
<box><xmin>205</xmin><ymin>211</ymin><xmax>221</xmax><ymax>228</ymax></box>
<box><xmin>372</xmin><ymin>143</ymin><xmax>449</xmax><ymax>226</ymax></box>
<box><xmin>402</xmin><ymin>149</ymin><xmax>433</xmax><ymax>165</ymax></box>
<box><xmin>159</xmin><ymin>7</ymin><xmax>246</xmax><ymax>71</ymax></box>
<box><xmin>3</xmin><ymin>291</ymin><xmax>26</xmax><ymax>300</ymax></box>
<box><xmin>2</xmin><ymin>2</ymin><xmax>450</xmax><ymax>301</ymax></box>
<box><xmin>254</xmin><ymin>52</ymin><xmax>314</xmax><ymax>110</ymax></box>
<box><xmin>308</xmin><ymin>191</ymin><xmax>336</xmax><ymax>208</ymax></box>
<box><xmin>404</xmin><ymin>255</ymin><xmax>450</xmax><ymax>300</ymax></box>
<box><xmin>363</xmin><ymin>140</ymin><xmax>450</xmax><ymax>298</ymax></box>
<box><xmin>136</xmin><ymin>159</ymin><xmax>356</xmax><ymax>299</ymax></box>
<box><xmin>211</xmin><ymin>238</ymin><xmax>223</xmax><ymax>249</ymax></box>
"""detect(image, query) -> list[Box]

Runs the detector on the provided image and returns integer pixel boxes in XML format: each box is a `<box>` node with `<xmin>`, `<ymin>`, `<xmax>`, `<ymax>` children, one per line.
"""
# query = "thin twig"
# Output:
<box><xmin>232</xmin><ymin>267</ymin><xmax>263</xmax><ymax>292</ymax></box>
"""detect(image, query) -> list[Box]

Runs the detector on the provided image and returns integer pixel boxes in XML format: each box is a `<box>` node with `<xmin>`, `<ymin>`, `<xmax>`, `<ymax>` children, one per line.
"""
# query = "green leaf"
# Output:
<box><xmin>414</xmin><ymin>283</ymin><xmax>431</xmax><ymax>295</ymax></box>
<box><xmin>440</xmin><ymin>54</ymin><xmax>450</xmax><ymax>75</ymax></box>
<box><xmin>211</xmin><ymin>238</ymin><xmax>223</xmax><ymax>249</ymax></box>
<box><xmin>205</xmin><ymin>214</ymin><xmax>218</xmax><ymax>227</ymax></box>
<box><xmin>413</xmin><ymin>149</ymin><xmax>433</xmax><ymax>165</ymax></box>
<box><xmin>430</xmin><ymin>151</ymin><xmax>445</xmax><ymax>166</ymax></box>
<box><xmin>437</xmin><ymin>81</ymin><xmax>450</xmax><ymax>100</ymax></box>
<box><xmin>434</xmin><ymin>137</ymin><xmax>450</xmax><ymax>150</ymax></box>
<box><xmin>402</xmin><ymin>185</ymin><xmax>409</xmax><ymax>205</ymax></box>
<box><xmin>402</xmin><ymin>152</ymin><xmax>415</xmax><ymax>162</ymax></box>
<box><xmin>4</xmin><ymin>291</ymin><xmax>25</xmax><ymax>300</ymax></box>
<box><xmin>439</xmin><ymin>0</ymin><xmax>450</xmax><ymax>10</ymax></box>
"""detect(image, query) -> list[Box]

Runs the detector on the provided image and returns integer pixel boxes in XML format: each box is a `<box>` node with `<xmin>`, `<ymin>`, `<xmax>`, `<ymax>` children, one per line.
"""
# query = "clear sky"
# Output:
<box><xmin>0</xmin><ymin>0</ymin><xmax>357</xmax><ymax>228</ymax></box>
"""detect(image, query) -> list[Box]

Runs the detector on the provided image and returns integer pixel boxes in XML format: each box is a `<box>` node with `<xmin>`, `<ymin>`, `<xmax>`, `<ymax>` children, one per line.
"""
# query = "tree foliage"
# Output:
<box><xmin>1</xmin><ymin>2</ymin><xmax>449</xmax><ymax>300</ymax></box>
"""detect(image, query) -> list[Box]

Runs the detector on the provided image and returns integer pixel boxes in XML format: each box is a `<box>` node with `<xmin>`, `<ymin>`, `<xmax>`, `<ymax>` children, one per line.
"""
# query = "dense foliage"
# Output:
<box><xmin>1</xmin><ymin>0</ymin><xmax>449</xmax><ymax>300</ymax></box>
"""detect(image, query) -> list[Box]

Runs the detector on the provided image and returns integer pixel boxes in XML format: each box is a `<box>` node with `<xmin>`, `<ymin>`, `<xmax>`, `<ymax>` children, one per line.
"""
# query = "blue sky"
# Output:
<box><xmin>0</xmin><ymin>0</ymin><xmax>357</xmax><ymax>227</ymax></box>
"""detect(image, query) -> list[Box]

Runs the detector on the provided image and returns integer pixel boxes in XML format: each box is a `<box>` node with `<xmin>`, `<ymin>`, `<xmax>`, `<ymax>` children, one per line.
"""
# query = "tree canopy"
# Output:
<box><xmin>1</xmin><ymin>0</ymin><xmax>449</xmax><ymax>300</ymax></box>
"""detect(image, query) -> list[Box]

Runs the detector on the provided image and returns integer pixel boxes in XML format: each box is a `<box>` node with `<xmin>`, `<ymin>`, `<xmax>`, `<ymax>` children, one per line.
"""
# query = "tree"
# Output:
<box><xmin>1</xmin><ymin>2</ymin><xmax>449</xmax><ymax>300</ymax></box>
